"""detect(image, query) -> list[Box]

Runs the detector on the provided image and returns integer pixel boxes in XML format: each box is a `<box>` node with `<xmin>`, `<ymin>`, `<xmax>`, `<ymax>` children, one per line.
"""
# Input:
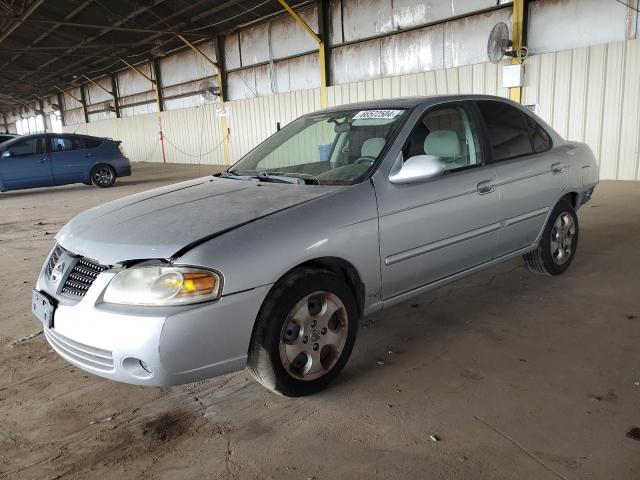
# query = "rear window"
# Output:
<box><xmin>477</xmin><ymin>101</ymin><xmax>534</xmax><ymax>161</ymax></box>
<box><xmin>85</xmin><ymin>138</ymin><xmax>103</xmax><ymax>149</ymax></box>
<box><xmin>51</xmin><ymin>137</ymin><xmax>85</xmax><ymax>151</ymax></box>
<box><xmin>524</xmin><ymin>115</ymin><xmax>552</xmax><ymax>153</ymax></box>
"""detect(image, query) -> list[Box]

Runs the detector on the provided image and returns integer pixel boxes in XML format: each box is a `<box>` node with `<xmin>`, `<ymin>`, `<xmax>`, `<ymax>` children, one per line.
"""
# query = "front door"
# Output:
<box><xmin>0</xmin><ymin>136</ymin><xmax>51</xmax><ymax>189</ymax></box>
<box><xmin>375</xmin><ymin>102</ymin><xmax>501</xmax><ymax>300</ymax></box>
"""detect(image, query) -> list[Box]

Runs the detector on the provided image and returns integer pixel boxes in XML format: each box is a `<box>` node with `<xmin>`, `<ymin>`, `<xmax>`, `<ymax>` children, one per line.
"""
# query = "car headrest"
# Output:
<box><xmin>424</xmin><ymin>130</ymin><xmax>461</xmax><ymax>157</ymax></box>
<box><xmin>361</xmin><ymin>138</ymin><xmax>385</xmax><ymax>158</ymax></box>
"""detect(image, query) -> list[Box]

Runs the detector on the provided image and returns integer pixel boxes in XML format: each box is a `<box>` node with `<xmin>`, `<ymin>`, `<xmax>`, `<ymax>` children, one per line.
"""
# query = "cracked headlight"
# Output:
<box><xmin>103</xmin><ymin>266</ymin><xmax>222</xmax><ymax>306</ymax></box>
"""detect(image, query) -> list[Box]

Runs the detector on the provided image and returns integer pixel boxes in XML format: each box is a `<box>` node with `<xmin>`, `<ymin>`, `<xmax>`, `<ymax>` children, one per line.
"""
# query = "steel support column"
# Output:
<box><xmin>318</xmin><ymin>0</ymin><xmax>331</xmax><ymax>89</ymax></box>
<box><xmin>110</xmin><ymin>75</ymin><xmax>121</xmax><ymax>118</ymax></box>
<box><xmin>277</xmin><ymin>0</ymin><xmax>328</xmax><ymax>108</ymax></box>
<box><xmin>79</xmin><ymin>84</ymin><xmax>89</xmax><ymax>123</ymax></box>
<box><xmin>81</xmin><ymin>74</ymin><xmax>120</xmax><ymax>118</ymax></box>
<box><xmin>120</xmin><ymin>58</ymin><xmax>167</xmax><ymax>162</ymax></box>
<box><xmin>510</xmin><ymin>0</ymin><xmax>527</xmax><ymax>103</ymax></box>
<box><xmin>120</xmin><ymin>58</ymin><xmax>162</xmax><ymax>111</ymax></box>
<box><xmin>56</xmin><ymin>92</ymin><xmax>66</xmax><ymax>127</ymax></box>
<box><xmin>177</xmin><ymin>35</ymin><xmax>231</xmax><ymax>165</ymax></box>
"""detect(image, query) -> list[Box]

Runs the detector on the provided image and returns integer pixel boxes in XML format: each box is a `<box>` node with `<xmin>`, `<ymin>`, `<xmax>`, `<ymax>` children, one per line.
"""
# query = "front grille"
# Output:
<box><xmin>46</xmin><ymin>245</ymin><xmax>63</xmax><ymax>277</ymax></box>
<box><xmin>62</xmin><ymin>257</ymin><xmax>108</xmax><ymax>297</ymax></box>
<box><xmin>45</xmin><ymin>329</ymin><xmax>114</xmax><ymax>371</ymax></box>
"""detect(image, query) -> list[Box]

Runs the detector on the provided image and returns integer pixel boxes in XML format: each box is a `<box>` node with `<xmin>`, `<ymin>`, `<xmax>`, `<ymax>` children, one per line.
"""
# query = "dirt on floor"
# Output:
<box><xmin>0</xmin><ymin>163</ymin><xmax>639</xmax><ymax>480</ymax></box>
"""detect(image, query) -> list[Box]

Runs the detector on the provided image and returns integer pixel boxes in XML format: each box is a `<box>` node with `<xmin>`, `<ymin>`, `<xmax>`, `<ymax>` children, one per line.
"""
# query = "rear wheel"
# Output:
<box><xmin>524</xmin><ymin>199</ymin><xmax>579</xmax><ymax>275</ymax></box>
<box><xmin>91</xmin><ymin>164</ymin><xmax>116</xmax><ymax>188</ymax></box>
<box><xmin>248</xmin><ymin>267</ymin><xmax>358</xmax><ymax>397</ymax></box>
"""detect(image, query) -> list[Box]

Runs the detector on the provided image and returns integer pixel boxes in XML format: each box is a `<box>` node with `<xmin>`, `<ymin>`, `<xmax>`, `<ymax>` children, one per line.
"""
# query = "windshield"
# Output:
<box><xmin>228</xmin><ymin>108</ymin><xmax>408</xmax><ymax>185</ymax></box>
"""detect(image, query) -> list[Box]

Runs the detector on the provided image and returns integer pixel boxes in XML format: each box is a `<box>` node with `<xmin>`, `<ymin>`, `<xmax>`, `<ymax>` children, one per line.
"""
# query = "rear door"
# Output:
<box><xmin>49</xmin><ymin>135</ymin><xmax>90</xmax><ymax>184</ymax></box>
<box><xmin>0</xmin><ymin>136</ymin><xmax>51</xmax><ymax>189</ymax></box>
<box><xmin>475</xmin><ymin>100</ymin><xmax>567</xmax><ymax>256</ymax></box>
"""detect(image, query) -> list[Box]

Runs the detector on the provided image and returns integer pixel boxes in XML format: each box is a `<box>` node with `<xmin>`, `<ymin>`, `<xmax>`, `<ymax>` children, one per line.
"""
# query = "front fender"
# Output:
<box><xmin>177</xmin><ymin>181</ymin><xmax>383</xmax><ymax>314</ymax></box>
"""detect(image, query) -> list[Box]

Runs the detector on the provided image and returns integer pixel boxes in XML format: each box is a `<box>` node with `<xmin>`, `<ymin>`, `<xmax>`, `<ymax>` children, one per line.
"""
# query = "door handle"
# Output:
<box><xmin>551</xmin><ymin>162</ymin><xmax>565</xmax><ymax>174</ymax></box>
<box><xmin>86</xmin><ymin>153</ymin><xmax>94</xmax><ymax>158</ymax></box>
<box><xmin>477</xmin><ymin>180</ymin><xmax>496</xmax><ymax>195</ymax></box>
<box><xmin>39</xmin><ymin>157</ymin><xmax>47</xmax><ymax>164</ymax></box>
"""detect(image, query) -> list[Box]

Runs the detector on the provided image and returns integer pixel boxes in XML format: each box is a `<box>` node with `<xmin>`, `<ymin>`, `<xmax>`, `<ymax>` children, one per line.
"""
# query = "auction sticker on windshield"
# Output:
<box><xmin>353</xmin><ymin>110</ymin><xmax>403</xmax><ymax>120</ymax></box>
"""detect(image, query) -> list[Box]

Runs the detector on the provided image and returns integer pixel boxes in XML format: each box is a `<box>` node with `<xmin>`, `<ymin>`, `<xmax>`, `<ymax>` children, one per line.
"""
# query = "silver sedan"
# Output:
<box><xmin>33</xmin><ymin>95</ymin><xmax>599</xmax><ymax>397</ymax></box>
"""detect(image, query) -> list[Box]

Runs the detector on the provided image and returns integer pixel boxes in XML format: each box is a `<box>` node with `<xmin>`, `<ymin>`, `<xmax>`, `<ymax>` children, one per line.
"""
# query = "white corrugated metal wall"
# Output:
<box><xmin>63</xmin><ymin>37</ymin><xmax>640</xmax><ymax>181</ymax></box>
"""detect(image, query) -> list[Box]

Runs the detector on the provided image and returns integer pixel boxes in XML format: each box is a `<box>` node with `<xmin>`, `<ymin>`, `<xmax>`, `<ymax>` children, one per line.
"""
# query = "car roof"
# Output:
<box><xmin>0</xmin><ymin>132</ymin><xmax>110</xmax><ymax>148</ymax></box>
<box><xmin>320</xmin><ymin>94</ymin><xmax>518</xmax><ymax>113</ymax></box>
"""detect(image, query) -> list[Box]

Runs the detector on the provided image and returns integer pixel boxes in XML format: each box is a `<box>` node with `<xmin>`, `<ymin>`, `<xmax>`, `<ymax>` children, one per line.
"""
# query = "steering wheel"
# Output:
<box><xmin>355</xmin><ymin>156</ymin><xmax>376</xmax><ymax>166</ymax></box>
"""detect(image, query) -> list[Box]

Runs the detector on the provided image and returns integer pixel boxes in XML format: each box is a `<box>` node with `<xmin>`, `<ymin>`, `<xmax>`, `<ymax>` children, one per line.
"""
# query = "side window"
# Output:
<box><xmin>6</xmin><ymin>137</ymin><xmax>45</xmax><ymax>157</ymax></box>
<box><xmin>51</xmin><ymin>137</ymin><xmax>72</xmax><ymax>152</ymax></box>
<box><xmin>71</xmin><ymin>137</ymin><xmax>86</xmax><ymax>150</ymax></box>
<box><xmin>476</xmin><ymin>101</ymin><xmax>534</xmax><ymax>161</ymax></box>
<box><xmin>523</xmin><ymin>115</ymin><xmax>552</xmax><ymax>153</ymax></box>
<box><xmin>84</xmin><ymin>138</ymin><xmax>102</xmax><ymax>149</ymax></box>
<box><xmin>404</xmin><ymin>105</ymin><xmax>482</xmax><ymax>173</ymax></box>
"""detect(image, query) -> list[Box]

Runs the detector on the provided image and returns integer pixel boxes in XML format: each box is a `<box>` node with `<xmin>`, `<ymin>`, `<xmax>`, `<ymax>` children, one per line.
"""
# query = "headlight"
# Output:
<box><xmin>103</xmin><ymin>266</ymin><xmax>222</xmax><ymax>306</ymax></box>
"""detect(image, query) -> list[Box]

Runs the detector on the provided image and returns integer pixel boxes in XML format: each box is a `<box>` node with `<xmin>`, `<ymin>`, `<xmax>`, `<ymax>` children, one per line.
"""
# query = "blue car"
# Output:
<box><xmin>0</xmin><ymin>133</ymin><xmax>131</xmax><ymax>191</ymax></box>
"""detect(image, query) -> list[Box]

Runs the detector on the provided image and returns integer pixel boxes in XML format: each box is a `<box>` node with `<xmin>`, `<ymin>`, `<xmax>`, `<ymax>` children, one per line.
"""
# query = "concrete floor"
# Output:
<box><xmin>0</xmin><ymin>163</ymin><xmax>638</xmax><ymax>480</ymax></box>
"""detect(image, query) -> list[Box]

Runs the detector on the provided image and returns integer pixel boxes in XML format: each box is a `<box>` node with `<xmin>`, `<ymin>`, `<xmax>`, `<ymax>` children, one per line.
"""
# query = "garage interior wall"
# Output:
<box><xmin>18</xmin><ymin>0</ymin><xmax>633</xmax><ymax>181</ymax></box>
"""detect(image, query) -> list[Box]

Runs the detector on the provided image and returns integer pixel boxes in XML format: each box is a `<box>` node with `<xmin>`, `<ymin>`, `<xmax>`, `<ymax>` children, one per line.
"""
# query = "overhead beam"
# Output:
<box><xmin>27</xmin><ymin>19</ymin><xmax>208</xmax><ymax>37</ymax></box>
<box><xmin>14</xmin><ymin>0</ymin><xmax>172</xmax><ymax>85</ymax></box>
<box><xmin>0</xmin><ymin>0</ymin><xmax>94</xmax><ymax>71</ymax></box>
<box><xmin>0</xmin><ymin>0</ymin><xmax>47</xmax><ymax>45</ymax></box>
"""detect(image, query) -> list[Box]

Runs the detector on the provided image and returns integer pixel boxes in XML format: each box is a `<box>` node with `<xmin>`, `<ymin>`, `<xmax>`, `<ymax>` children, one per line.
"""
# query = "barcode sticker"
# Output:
<box><xmin>353</xmin><ymin>110</ymin><xmax>402</xmax><ymax>120</ymax></box>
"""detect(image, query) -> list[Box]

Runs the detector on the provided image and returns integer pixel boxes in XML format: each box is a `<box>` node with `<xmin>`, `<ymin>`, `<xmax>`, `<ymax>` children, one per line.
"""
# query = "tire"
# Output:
<box><xmin>248</xmin><ymin>267</ymin><xmax>359</xmax><ymax>397</ymax></box>
<box><xmin>90</xmin><ymin>164</ymin><xmax>116</xmax><ymax>188</ymax></box>
<box><xmin>524</xmin><ymin>198</ymin><xmax>579</xmax><ymax>275</ymax></box>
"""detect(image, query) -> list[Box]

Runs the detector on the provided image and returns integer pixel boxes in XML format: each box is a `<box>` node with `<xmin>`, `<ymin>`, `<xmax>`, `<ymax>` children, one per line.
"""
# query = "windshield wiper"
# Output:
<box><xmin>253</xmin><ymin>172</ymin><xmax>305</xmax><ymax>184</ymax></box>
<box><xmin>260</xmin><ymin>171</ymin><xmax>321</xmax><ymax>185</ymax></box>
<box><xmin>217</xmin><ymin>170</ymin><xmax>253</xmax><ymax>181</ymax></box>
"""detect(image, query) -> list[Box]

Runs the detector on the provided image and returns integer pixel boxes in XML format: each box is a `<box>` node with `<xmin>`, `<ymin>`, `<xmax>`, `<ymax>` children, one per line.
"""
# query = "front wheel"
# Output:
<box><xmin>91</xmin><ymin>164</ymin><xmax>116</xmax><ymax>188</ymax></box>
<box><xmin>524</xmin><ymin>199</ymin><xmax>579</xmax><ymax>275</ymax></box>
<box><xmin>248</xmin><ymin>267</ymin><xmax>358</xmax><ymax>397</ymax></box>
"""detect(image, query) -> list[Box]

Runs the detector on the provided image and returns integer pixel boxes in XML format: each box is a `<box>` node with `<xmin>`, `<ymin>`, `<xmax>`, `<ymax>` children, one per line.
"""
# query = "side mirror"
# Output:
<box><xmin>1</xmin><ymin>150</ymin><xmax>11</xmax><ymax>158</ymax></box>
<box><xmin>389</xmin><ymin>154</ymin><xmax>445</xmax><ymax>184</ymax></box>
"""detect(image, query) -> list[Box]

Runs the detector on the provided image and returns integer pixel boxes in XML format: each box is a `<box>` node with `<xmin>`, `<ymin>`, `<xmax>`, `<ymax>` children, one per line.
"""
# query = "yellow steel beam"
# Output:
<box><xmin>510</xmin><ymin>0</ymin><xmax>525</xmax><ymax>103</ymax></box>
<box><xmin>120</xmin><ymin>58</ymin><xmax>162</xmax><ymax>111</ymax></box>
<box><xmin>33</xmin><ymin>93</ymin><xmax>53</xmax><ymax>106</ymax></box>
<box><xmin>81</xmin><ymin>74</ymin><xmax>116</xmax><ymax>98</ymax></box>
<box><xmin>120</xmin><ymin>58</ymin><xmax>154</xmax><ymax>83</ymax></box>
<box><xmin>176</xmin><ymin>34</ymin><xmax>231</xmax><ymax>165</ymax></box>
<box><xmin>277</xmin><ymin>0</ymin><xmax>321</xmax><ymax>43</ymax></box>
<box><xmin>277</xmin><ymin>0</ymin><xmax>327</xmax><ymax>108</ymax></box>
<box><xmin>54</xmin><ymin>85</ymin><xmax>83</xmax><ymax>104</ymax></box>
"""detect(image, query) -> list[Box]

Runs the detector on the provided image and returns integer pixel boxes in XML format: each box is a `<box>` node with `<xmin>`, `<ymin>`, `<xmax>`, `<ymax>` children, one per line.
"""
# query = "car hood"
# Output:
<box><xmin>56</xmin><ymin>176</ymin><xmax>343</xmax><ymax>265</ymax></box>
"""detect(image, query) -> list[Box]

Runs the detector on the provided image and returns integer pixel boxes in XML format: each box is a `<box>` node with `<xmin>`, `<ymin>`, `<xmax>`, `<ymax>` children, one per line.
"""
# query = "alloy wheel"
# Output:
<box><xmin>279</xmin><ymin>291</ymin><xmax>348</xmax><ymax>381</ymax></box>
<box><xmin>93</xmin><ymin>167</ymin><xmax>114</xmax><ymax>186</ymax></box>
<box><xmin>550</xmin><ymin>212</ymin><xmax>576</xmax><ymax>265</ymax></box>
